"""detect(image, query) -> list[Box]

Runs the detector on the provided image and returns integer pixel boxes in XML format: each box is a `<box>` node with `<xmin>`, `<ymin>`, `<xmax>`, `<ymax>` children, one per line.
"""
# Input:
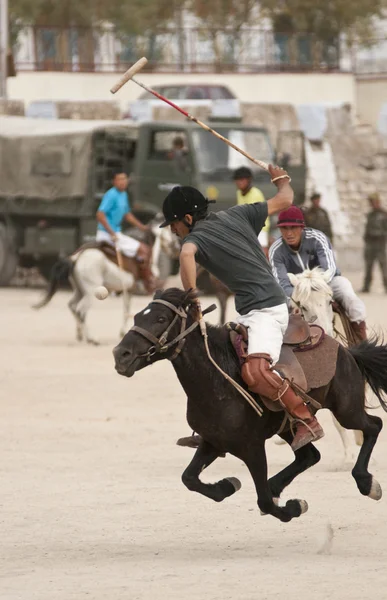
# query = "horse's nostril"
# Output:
<box><xmin>113</xmin><ymin>346</ymin><xmax>132</xmax><ymax>363</ymax></box>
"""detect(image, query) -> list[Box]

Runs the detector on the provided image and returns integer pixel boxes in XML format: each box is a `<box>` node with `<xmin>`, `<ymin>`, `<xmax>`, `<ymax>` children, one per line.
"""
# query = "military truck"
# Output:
<box><xmin>0</xmin><ymin>116</ymin><xmax>305</xmax><ymax>285</ymax></box>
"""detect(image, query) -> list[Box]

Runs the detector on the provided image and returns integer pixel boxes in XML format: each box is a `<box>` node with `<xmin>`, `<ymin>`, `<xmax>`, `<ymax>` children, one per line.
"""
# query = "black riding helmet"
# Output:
<box><xmin>159</xmin><ymin>186</ymin><xmax>215</xmax><ymax>228</ymax></box>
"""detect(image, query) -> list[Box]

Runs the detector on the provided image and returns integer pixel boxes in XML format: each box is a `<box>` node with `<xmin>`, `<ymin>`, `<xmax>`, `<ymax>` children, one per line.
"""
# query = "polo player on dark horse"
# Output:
<box><xmin>159</xmin><ymin>165</ymin><xmax>324</xmax><ymax>452</ymax></box>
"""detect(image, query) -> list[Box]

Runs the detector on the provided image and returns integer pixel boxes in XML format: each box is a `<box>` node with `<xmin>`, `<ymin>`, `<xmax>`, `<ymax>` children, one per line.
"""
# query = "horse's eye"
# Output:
<box><xmin>157</xmin><ymin>316</ymin><xmax>166</xmax><ymax>324</ymax></box>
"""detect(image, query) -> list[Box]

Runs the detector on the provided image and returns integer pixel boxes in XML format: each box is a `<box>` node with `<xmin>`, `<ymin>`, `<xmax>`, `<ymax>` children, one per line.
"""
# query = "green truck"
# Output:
<box><xmin>0</xmin><ymin>116</ymin><xmax>306</xmax><ymax>285</ymax></box>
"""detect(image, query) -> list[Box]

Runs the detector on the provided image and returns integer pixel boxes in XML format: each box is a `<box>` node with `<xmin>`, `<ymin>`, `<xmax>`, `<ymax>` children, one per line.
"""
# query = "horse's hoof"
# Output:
<box><xmin>368</xmin><ymin>477</ymin><xmax>382</xmax><ymax>501</ymax></box>
<box><xmin>225</xmin><ymin>477</ymin><xmax>241</xmax><ymax>492</ymax></box>
<box><xmin>297</xmin><ymin>499</ymin><xmax>309</xmax><ymax>514</ymax></box>
<box><xmin>87</xmin><ymin>339</ymin><xmax>100</xmax><ymax>346</ymax></box>
<box><xmin>260</xmin><ymin>497</ymin><xmax>279</xmax><ymax>516</ymax></box>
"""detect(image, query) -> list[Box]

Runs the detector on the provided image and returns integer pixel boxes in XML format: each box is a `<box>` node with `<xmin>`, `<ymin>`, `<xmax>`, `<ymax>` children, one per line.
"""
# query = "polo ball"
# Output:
<box><xmin>94</xmin><ymin>285</ymin><xmax>109</xmax><ymax>300</ymax></box>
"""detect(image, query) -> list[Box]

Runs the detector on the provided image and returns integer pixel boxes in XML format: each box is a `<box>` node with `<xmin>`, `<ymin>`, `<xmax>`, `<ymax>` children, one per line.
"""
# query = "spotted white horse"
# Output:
<box><xmin>34</xmin><ymin>219</ymin><xmax>180</xmax><ymax>345</ymax></box>
<box><xmin>283</xmin><ymin>267</ymin><xmax>363</xmax><ymax>460</ymax></box>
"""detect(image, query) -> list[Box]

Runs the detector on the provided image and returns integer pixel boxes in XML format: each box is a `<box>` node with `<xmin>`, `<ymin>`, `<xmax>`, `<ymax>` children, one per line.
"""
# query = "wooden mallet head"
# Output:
<box><xmin>110</xmin><ymin>57</ymin><xmax>148</xmax><ymax>94</ymax></box>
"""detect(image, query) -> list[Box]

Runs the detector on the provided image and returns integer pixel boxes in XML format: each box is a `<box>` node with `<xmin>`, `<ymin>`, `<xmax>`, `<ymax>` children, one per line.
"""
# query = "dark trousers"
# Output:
<box><xmin>363</xmin><ymin>241</ymin><xmax>387</xmax><ymax>291</ymax></box>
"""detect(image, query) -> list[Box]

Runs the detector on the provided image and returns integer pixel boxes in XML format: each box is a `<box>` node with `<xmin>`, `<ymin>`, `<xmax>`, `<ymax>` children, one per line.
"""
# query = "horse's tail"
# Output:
<box><xmin>32</xmin><ymin>257</ymin><xmax>74</xmax><ymax>309</ymax></box>
<box><xmin>349</xmin><ymin>336</ymin><xmax>387</xmax><ymax>412</ymax></box>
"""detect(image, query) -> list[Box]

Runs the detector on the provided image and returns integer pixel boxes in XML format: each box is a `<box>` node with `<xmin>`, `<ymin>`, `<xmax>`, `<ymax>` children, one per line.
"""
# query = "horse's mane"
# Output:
<box><xmin>292</xmin><ymin>268</ymin><xmax>333</xmax><ymax>305</ymax></box>
<box><xmin>155</xmin><ymin>287</ymin><xmax>197</xmax><ymax>307</ymax></box>
<box><xmin>155</xmin><ymin>287</ymin><xmax>240</xmax><ymax>374</ymax></box>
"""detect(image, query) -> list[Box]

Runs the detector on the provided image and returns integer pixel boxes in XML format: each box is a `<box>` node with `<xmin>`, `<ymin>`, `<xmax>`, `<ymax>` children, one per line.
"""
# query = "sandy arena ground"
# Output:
<box><xmin>1</xmin><ymin>271</ymin><xmax>387</xmax><ymax>600</ymax></box>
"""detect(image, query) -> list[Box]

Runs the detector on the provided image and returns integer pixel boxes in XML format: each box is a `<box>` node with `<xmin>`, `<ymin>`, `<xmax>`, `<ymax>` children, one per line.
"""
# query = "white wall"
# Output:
<box><xmin>7</xmin><ymin>71</ymin><xmax>356</xmax><ymax>112</ymax></box>
<box><xmin>356</xmin><ymin>77</ymin><xmax>387</xmax><ymax>129</ymax></box>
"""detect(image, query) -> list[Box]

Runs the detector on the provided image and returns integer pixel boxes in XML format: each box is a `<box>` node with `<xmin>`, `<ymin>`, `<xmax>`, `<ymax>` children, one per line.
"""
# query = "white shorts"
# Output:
<box><xmin>258</xmin><ymin>231</ymin><xmax>269</xmax><ymax>248</ymax></box>
<box><xmin>330</xmin><ymin>275</ymin><xmax>366</xmax><ymax>324</ymax></box>
<box><xmin>96</xmin><ymin>230</ymin><xmax>140</xmax><ymax>258</ymax></box>
<box><xmin>237</xmin><ymin>303</ymin><xmax>289</xmax><ymax>365</ymax></box>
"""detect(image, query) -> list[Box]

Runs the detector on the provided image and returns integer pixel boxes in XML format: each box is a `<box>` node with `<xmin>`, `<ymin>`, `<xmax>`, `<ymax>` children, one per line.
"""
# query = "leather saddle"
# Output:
<box><xmin>228</xmin><ymin>314</ymin><xmax>336</xmax><ymax>411</ymax></box>
<box><xmin>74</xmin><ymin>241</ymin><xmax>141</xmax><ymax>276</ymax></box>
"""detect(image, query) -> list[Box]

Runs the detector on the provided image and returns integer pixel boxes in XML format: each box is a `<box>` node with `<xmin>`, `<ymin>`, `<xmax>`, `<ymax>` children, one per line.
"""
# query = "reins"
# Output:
<box><xmin>198</xmin><ymin>317</ymin><xmax>264</xmax><ymax>417</ymax></box>
<box><xmin>129</xmin><ymin>299</ymin><xmax>263</xmax><ymax>418</ymax></box>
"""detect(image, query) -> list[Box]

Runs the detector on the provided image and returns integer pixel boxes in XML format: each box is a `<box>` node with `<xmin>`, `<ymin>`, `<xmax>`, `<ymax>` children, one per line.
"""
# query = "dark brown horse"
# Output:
<box><xmin>113</xmin><ymin>288</ymin><xmax>386</xmax><ymax>523</ymax></box>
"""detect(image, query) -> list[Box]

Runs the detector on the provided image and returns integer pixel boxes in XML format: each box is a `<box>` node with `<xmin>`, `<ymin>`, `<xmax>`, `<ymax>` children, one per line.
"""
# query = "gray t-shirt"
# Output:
<box><xmin>184</xmin><ymin>203</ymin><xmax>286</xmax><ymax>315</ymax></box>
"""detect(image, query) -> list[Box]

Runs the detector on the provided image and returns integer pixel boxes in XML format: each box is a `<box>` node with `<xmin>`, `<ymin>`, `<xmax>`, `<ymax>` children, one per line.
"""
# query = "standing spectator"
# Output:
<box><xmin>361</xmin><ymin>193</ymin><xmax>387</xmax><ymax>293</ymax></box>
<box><xmin>233</xmin><ymin>166</ymin><xmax>270</xmax><ymax>256</ymax></box>
<box><xmin>304</xmin><ymin>192</ymin><xmax>334</xmax><ymax>243</ymax></box>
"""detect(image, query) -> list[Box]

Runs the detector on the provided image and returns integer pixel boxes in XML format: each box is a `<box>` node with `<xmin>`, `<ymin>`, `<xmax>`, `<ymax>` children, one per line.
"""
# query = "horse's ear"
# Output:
<box><xmin>153</xmin><ymin>289</ymin><xmax>164</xmax><ymax>300</ymax></box>
<box><xmin>287</xmin><ymin>273</ymin><xmax>298</xmax><ymax>286</ymax></box>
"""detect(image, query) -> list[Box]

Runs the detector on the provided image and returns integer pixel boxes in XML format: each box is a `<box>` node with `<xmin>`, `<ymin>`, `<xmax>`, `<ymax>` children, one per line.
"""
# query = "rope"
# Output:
<box><xmin>333</xmin><ymin>304</ymin><xmax>359</xmax><ymax>347</ymax></box>
<box><xmin>199</xmin><ymin>318</ymin><xmax>263</xmax><ymax>418</ymax></box>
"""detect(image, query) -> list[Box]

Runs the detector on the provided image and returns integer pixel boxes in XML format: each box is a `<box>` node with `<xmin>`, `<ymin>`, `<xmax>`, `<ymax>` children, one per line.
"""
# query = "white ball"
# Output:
<box><xmin>94</xmin><ymin>285</ymin><xmax>109</xmax><ymax>300</ymax></box>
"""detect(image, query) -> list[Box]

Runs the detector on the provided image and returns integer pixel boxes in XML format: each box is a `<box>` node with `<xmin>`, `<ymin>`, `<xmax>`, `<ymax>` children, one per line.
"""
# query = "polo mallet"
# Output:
<box><xmin>110</xmin><ymin>57</ymin><xmax>269</xmax><ymax>172</ymax></box>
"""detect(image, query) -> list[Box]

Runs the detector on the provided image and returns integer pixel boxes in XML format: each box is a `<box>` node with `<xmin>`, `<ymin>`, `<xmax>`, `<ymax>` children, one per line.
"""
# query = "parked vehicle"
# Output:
<box><xmin>124</xmin><ymin>83</ymin><xmax>240</xmax><ymax>121</ymax></box>
<box><xmin>0</xmin><ymin>116</ymin><xmax>305</xmax><ymax>284</ymax></box>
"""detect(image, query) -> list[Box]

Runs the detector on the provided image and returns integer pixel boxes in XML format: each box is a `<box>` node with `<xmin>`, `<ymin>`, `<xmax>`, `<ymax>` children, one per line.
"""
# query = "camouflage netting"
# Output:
<box><xmin>0</xmin><ymin>117</ymin><xmax>131</xmax><ymax>200</ymax></box>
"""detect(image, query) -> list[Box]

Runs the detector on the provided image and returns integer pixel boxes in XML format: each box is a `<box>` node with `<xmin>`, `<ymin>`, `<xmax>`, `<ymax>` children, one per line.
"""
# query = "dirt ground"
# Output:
<box><xmin>1</xmin><ymin>271</ymin><xmax>387</xmax><ymax>600</ymax></box>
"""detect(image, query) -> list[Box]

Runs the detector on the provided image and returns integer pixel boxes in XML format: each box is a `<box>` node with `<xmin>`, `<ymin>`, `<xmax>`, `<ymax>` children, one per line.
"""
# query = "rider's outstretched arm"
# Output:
<box><xmin>96</xmin><ymin>211</ymin><xmax>116</xmax><ymax>238</ymax></box>
<box><xmin>125</xmin><ymin>212</ymin><xmax>148</xmax><ymax>233</ymax></box>
<box><xmin>180</xmin><ymin>242</ymin><xmax>198</xmax><ymax>292</ymax></box>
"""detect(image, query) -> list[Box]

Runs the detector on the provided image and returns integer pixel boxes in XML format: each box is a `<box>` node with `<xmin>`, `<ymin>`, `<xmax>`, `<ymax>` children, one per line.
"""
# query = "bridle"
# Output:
<box><xmin>290</xmin><ymin>297</ymin><xmax>325</xmax><ymax>324</ymax></box>
<box><xmin>130</xmin><ymin>299</ymin><xmax>215</xmax><ymax>362</ymax></box>
<box><xmin>129</xmin><ymin>298</ymin><xmax>264</xmax><ymax>418</ymax></box>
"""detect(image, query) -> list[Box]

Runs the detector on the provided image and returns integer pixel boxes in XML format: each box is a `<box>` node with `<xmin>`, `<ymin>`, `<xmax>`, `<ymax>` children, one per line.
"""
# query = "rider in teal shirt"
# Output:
<box><xmin>96</xmin><ymin>172</ymin><xmax>148</xmax><ymax>256</ymax></box>
<box><xmin>97</xmin><ymin>187</ymin><xmax>130</xmax><ymax>233</ymax></box>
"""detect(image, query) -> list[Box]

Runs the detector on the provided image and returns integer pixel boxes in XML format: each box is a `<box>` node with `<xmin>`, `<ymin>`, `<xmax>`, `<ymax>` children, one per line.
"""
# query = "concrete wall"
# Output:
<box><xmin>356</xmin><ymin>77</ymin><xmax>387</xmax><ymax>129</ymax></box>
<box><xmin>7</xmin><ymin>71</ymin><xmax>356</xmax><ymax>112</ymax></box>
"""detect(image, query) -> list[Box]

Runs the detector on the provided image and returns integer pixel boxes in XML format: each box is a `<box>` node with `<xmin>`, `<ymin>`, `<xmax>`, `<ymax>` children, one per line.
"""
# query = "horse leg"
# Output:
<box><xmin>119</xmin><ymin>290</ymin><xmax>132</xmax><ymax>338</ymax></box>
<box><xmin>268</xmin><ymin>430</ymin><xmax>321</xmax><ymax>500</ymax></box>
<box><xmin>335</xmin><ymin>410</ymin><xmax>383</xmax><ymax>500</ymax></box>
<box><xmin>181</xmin><ymin>440</ymin><xmax>241</xmax><ymax>502</ymax></box>
<box><xmin>75</xmin><ymin>291</ymin><xmax>99</xmax><ymax>345</ymax></box>
<box><xmin>243</xmin><ymin>442</ymin><xmax>308</xmax><ymax>522</ymax></box>
<box><xmin>329</xmin><ymin>382</ymin><xmax>383</xmax><ymax>499</ymax></box>
<box><xmin>68</xmin><ymin>275</ymin><xmax>84</xmax><ymax>342</ymax></box>
<box><xmin>332</xmin><ymin>414</ymin><xmax>353</xmax><ymax>463</ymax></box>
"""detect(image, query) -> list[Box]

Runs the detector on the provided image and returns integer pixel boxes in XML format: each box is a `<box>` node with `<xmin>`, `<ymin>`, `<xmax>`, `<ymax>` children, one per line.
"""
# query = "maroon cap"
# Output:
<box><xmin>277</xmin><ymin>206</ymin><xmax>305</xmax><ymax>227</ymax></box>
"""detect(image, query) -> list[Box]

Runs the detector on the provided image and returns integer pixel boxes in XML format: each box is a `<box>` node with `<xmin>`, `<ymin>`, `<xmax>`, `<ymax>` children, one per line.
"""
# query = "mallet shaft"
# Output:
<box><xmin>110</xmin><ymin>58</ymin><xmax>268</xmax><ymax>172</ymax></box>
<box><xmin>131</xmin><ymin>77</ymin><xmax>268</xmax><ymax>171</ymax></box>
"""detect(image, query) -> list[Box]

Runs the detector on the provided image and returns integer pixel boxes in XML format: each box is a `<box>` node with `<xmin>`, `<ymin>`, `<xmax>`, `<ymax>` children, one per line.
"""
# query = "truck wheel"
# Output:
<box><xmin>0</xmin><ymin>224</ymin><xmax>18</xmax><ymax>286</ymax></box>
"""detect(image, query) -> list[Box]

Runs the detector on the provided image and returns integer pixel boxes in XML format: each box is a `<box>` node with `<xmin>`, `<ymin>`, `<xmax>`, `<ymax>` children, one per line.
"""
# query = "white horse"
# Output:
<box><xmin>281</xmin><ymin>268</ymin><xmax>362</xmax><ymax>461</ymax></box>
<box><xmin>34</xmin><ymin>220</ymin><xmax>180</xmax><ymax>345</ymax></box>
